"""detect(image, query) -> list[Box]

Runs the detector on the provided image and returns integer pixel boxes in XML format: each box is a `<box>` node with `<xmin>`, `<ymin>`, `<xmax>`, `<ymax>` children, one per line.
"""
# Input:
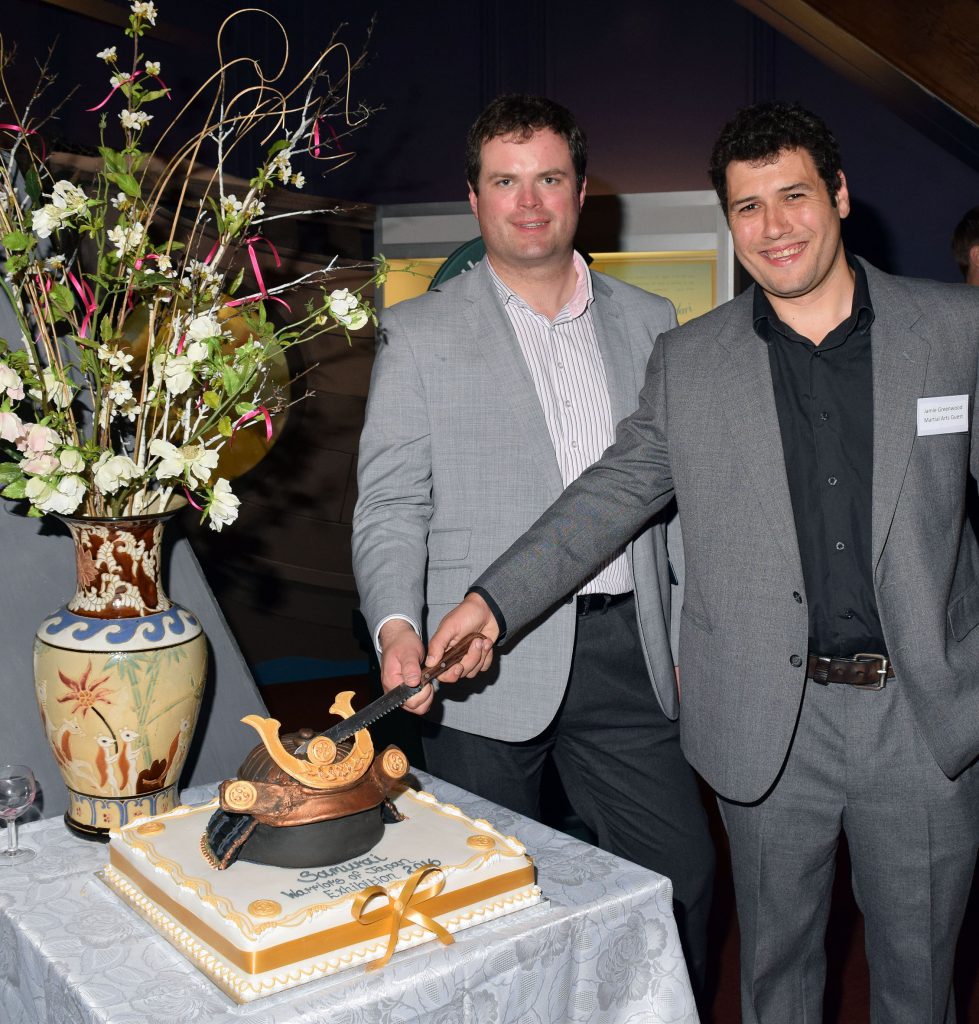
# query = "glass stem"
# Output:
<box><xmin>7</xmin><ymin>817</ymin><xmax>17</xmax><ymax>855</ymax></box>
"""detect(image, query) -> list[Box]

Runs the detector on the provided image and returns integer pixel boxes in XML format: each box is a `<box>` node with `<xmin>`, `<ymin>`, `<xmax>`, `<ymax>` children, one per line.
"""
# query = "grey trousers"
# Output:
<box><xmin>720</xmin><ymin>676</ymin><xmax>979</xmax><ymax>1024</ymax></box>
<box><xmin>421</xmin><ymin>596</ymin><xmax>715</xmax><ymax>1004</ymax></box>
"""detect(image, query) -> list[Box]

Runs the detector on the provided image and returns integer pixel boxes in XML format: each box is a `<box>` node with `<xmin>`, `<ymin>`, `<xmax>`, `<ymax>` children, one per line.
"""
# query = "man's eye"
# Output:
<box><xmin>496</xmin><ymin>178</ymin><xmax>512</xmax><ymax>187</ymax></box>
<box><xmin>736</xmin><ymin>203</ymin><xmax>758</xmax><ymax>214</ymax></box>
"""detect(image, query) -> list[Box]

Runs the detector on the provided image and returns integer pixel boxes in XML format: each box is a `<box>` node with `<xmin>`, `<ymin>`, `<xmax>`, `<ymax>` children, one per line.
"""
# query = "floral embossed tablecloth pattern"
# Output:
<box><xmin>0</xmin><ymin>772</ymin><xmax>698</xmax><ymax>1024</ymax></box>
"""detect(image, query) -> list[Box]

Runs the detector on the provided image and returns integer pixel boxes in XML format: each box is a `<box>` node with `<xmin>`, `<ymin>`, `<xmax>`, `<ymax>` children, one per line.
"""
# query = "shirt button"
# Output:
<box><xmin>828</xmin><ymin>476</ymin><xmax>838</xmax><ymax>486</ymax></box>
<box><xmin>790</xmin><ymin>654</ymin><xmax>803</xmax><ymax>667</ymax></box>
<box><xmin>564</xmin><ymin>400</ymin><xmax>572</xmax><ymax>408</ymax></box>
<box><xmin>557</xmin><ymin>362</ymin><xmax>565</xmax><ymax>370</ymax></box>
<box><xmin>793</xmin><ymin>591</ymin><xmax>803</xmax><ymax>603</ymax></box>
<box><xmin>836</xmin><ymin>541</ymin><xmax>845</xmax><ymax>551</ymax></box>
<box><xmin>571</xmin><ymin>440</ymin><xmax>578</xmax><ymax>449</ymax></box>
<box><xmin>814</xmin><ymin>350</ymin><xmax>822</xmax><ymax>358</ymax></box>
<box><xmin>820</xmin><ymin>411</ymin><xmax>829</xmax><ymax>421</ymax></box>
<box><xmin>840</xmin><ymin>608</ymin><xmax>854</xmax><ymax>619</ymax></box>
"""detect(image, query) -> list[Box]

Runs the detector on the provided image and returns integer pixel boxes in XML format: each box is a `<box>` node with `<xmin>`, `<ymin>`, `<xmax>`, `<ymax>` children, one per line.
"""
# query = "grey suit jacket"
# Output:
<box><xmin>478</xmin><ymin>258</ymin><xmax>979</xmax><ymax>799</ymax></box>
<box><xmin>352</xmin><ymin>259</ymin><xmax>682</xmax><ymax>742</ymax></box>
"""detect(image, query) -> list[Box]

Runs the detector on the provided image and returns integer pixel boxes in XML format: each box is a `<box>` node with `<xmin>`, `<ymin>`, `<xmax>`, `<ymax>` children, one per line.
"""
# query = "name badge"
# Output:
<box><xmin>917</xmin><ymin>395</ymin><xmax>969</xmax><ymax>436</ymax></box>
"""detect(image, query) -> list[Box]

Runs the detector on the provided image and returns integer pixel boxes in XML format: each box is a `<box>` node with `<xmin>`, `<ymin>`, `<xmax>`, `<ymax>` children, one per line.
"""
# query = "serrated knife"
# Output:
<box><xmin>293</xmin><ymin>632</ymin><xmax>486</xmax><ymax>756</ymax></box>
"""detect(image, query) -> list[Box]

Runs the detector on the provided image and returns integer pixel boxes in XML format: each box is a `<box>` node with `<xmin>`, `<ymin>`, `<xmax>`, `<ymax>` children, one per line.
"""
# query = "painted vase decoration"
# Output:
<box><xmin>33</xmin><ymin>506</ymin><xmax>207</xmax><ymax>840</ymax></box>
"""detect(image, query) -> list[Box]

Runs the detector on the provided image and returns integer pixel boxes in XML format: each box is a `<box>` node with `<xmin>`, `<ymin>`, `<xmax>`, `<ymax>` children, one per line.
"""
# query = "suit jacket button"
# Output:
<box><xmin>793</xmin><ymin>591</ymin><xmax>803</xmax><ymax>603</ymax></box>
<box><xmin>790</xmin><ymin>654</ymin><xmax>803</xmax><ymax>667</ymax></box>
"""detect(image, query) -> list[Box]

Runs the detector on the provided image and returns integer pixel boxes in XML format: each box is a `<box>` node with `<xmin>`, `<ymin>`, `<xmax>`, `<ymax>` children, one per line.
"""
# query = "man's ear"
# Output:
<box><xmin>467</xmin><ymin>183</ymin><xmax>479</xmax><ymax>219</ymax></box>
<box><xmin>578</xmin><ymin>176</ymin><xmax>587</xmax><ymax>211</ymax></box>
<box><xmin>834</xmin><ymin>171</ymin><xmax>850</xmax><ymax>219</ymax></box>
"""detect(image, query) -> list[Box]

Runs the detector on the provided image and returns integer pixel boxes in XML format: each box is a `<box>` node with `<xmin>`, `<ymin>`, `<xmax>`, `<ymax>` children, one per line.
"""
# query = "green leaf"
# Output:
<box><xmin>98</xmin><ymin>146</ymin><xmax>127</xmax><ymax>174</ymax></box>
<box><xmin>24</xmin><ymin>169</ymin><xmax>42</xmax><ymax>206</ymax></box>
<box><xmin>217</xmin><ymin>415</ymin><xmax>233</xmax><ymax>438</ymax></box>
<box><xmin>4</xmin><ymin>254</ymin><xmax>30</xmax><ymax>275</ymax></box>
<box><xmin>227</xmin><ymin>267</ymin><xmax>244</xmax><ymax>296</ymax></box>
<box><xmin>99</xmin><ymin>316</ymin><xmax>114</xmax><ymax>342</ymax></box>
<box><xmin>107</xmin><ymin>171</ymin><xmax>141</xmax><ymax>199</ymax></box>
<box><xmin>26</xmin><ymin>503</ymin><xmax>43</xmax><ymax>517</ymax></box>
<box><xmin>0</xmin><ymin>462</ymin><xmax>23</xmax><ymax>484</ymax></box>
<box><xmin>234</xmin><ymin>401</ymin><xmax>255</xmax><ymax>415</ymax></box>
<box><xmin>2</xmin><ymin>479</ymin><xmax>27</xmax><ymax>499</ymax></box>
<box><xmin>202</xmin><ymin>390</ymin><xmax>221</xmax><ymax>411</ymax></box>
<box><xmin>48</xmin><ymin>282</ymin><xmax>76</xmax><ymax>318</ymax></box>
<box><xmin>267</xmin><ymin>139</ymin><xmax>291</xmax><ymax>157</ymax></box>
<box><xmin>140</xmin><ymin>89</ymin><xmax>170</xmax><ymax>103</ymax></box>
<box><xmin>221</xmin><ymin>365</ymin><xmax>242</xmax><ymax>394</ymax></box>
<box><xmin>2</xmin><ymin>230</ymin><xmax>31</xmax><ymax>253</ymax></box>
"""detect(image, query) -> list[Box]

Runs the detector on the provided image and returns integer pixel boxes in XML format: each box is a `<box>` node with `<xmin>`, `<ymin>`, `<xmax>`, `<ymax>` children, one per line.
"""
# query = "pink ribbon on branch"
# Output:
<box><xmin>87</xmin><ymin>71</ymin><xmax>170</xmax><ymax>113</ymax></box>
<box><xmin>230</xmin><ymin>405</ymin><xmax>273</xmax><ymax>445</ymax></box>
<box><xmin>224</xmin><ymin>235</ymin><xmax>291</xmax><ymax>312</ymax></box>
<box><xmin>0</xmin><ymin>123</ymin><xmax>46</xmax><ymax>159</ymax></box>
<box><xmin>66</xmin><ymin>270</ymin><xmax>97</xmax><ymax>337</ymax></box>
<box><xmin>183</xmin><ymin>486</ymin><xmax>204</xmax><ymax>512</ymax></box>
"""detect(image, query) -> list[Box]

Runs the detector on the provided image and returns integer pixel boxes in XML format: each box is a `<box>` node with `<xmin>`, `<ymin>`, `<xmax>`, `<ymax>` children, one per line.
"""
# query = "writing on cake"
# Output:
<box><xmin>281</xmin><ymin>855</ymin><xmax>443</xmax><ymax>900</ymax></box>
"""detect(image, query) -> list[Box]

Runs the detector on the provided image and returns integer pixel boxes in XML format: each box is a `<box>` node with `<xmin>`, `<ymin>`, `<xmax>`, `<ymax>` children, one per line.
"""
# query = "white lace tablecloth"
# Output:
<box><xmin>0</xmin><ymin>772</ymin><xmax>698</xmax><ymax>1024</ymax></box>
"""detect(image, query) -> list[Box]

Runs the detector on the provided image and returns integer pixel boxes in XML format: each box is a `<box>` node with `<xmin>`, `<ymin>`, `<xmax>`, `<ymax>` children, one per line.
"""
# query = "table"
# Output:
<box><xmin>0</xmin><ymin>772</ymin><xmax>699</xmax><ymax>1024</ymax></box>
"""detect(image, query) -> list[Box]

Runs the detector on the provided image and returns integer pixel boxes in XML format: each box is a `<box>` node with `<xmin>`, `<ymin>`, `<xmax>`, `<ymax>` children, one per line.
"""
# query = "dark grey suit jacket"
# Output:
<box><xmin>353</xmin><ymin>259</ymin><xmax>683</xmax><ymax>742</ymax></box>
<box><xmin>479</xmin><ymin>258</ymin><xmax>979</xmax><ymax>801</ymax></box>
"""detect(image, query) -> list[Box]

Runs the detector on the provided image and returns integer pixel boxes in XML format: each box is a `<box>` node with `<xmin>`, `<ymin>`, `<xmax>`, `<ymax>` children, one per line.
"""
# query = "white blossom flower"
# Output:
<box><xmin>326</xmin><ymin>288</ymin><xmax>369</xmax><ymax>330</ymax></box>
<box><xmin>17</xmin><ymin>422</ymin><xmax>60</xmax><ymax>455</ymax></box>
<box><xmin>111</xmin><ymin>192</ymin><xmax>130</xmax><ymax>211</ymax></box>
<box><xmin>245</xmin><ymin>198</ymin><xmax>265</xmax><ymax>218</ymax></box>
<box><xmin>184</xmin><ymin>340</ymin><xmax>208</xmax><ymax>364</ymax></box>
<box><xmin>25</xmin><ymin>473</ymin><xmax>87</xmax><ymax>515</ymax></box>
<box><xmin>107</xmin><ymin>221</ymin><xmax>146</xmax><ymax>258</ymax></box>
<box><xmin>291</xmin><ymin>172</ymin><xmax>305</xmax><ymax>189</ymax></box>
<box><xmin>131</xmin><ymin>1</ymin><xmax>158</xmax><ymax>25</ymax></box>
<box><xmin>207</xmin><ymin>477</ymin><xmax>240</xmax><ymax>531</ymax></box>
<box><xmin>160</xmin><ymin>354</ymin><xmax>195</xmax><ymax>395</ymax></box>
<box><xmin>50</xmin><ymin>180</ymin><xmax>87</xmax><ymax>215</ymax></box>
<box><xmin>149</xmin><ymin>439</ymin><xmax>218</xmax><ymax>486</ymax></box>
<box><xmin>145</xmin><ymin>60</ymin><xmax>161</xmax><ymax>76</ymax></box>
<box><xmin>119</xmin><ymin>108</ymin><xmax>152</xmax><ymax>131</ymax></box>
<box><xmin>271</xmin><ymin>150</ymin><xmax>293</xmax><ymax>183</ymax></box>
<box><xmin>186</xmin><ymin>314</ymin><xmax>221</xmax><ymax>344</ymax></box>
<box><xmin>21</xmin><ymin>452</ymin><xmax>60</xmax><ymax>475</ymax></box>
<box><xmin>110</xmin><ymin>73</ymin><xmax>132</xmax><ymax>89</ymax></box>
<box><xmin>97</xmin><ymin>46</ymin><xmax>117</xmax><ymax>62</ymax></box>
<box><xmin>114</xmin><ymin>398</ymin><xmax>140</xmax><ymax>422</ymax></box>
<box><xmin>0</xmin><ymin>409</ymin><xmax>24</xmax><ymax>442</ymax></box>
<box><xmin>31</xmin><ymin>367</ymin><xmax>74</xmax><ymax>409</ymax></box>
<box><xmin>156</xmin><ymin>254</ymin><xmax>173</xmax><ymax>274</ymax></box>
<box><xmin>32</xmin><ymin>204</ymin><xmax>66</xmax><ymax>239</ymax></box>
<box><xmin>108</xmin><ymin>379</ymin><xmax>134</xmax><ymax>405</ymax></box>
<box><xmin>220</xmin><ymin>193</ymin><xmax>242</xmax><ymax>218</ymax></box>
<box><xmin>108</xmin><ymin>349</ymin><xmax>134</xmax><ymax>372</ymax></box>
<box><xmin>93</xmin><ymin>452</ymin><xmax>141</xmax><ymax>494</ymax></box>
<box><xmin>0</xmin><ymin>363</ymin><xmax>25</xmax><ymax>400</ymax></box>
<box><xmin>58</xmin><ymin>448</ymin><xmax>85</xmax><ymax>473</ymax></box>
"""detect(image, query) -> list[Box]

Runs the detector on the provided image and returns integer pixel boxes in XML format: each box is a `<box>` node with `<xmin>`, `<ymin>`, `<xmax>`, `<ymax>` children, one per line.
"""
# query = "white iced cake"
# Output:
<box><xmin>100</xmin><ymin>784</ymin><xmax>541</xmax><ymax>1002</ymax></box>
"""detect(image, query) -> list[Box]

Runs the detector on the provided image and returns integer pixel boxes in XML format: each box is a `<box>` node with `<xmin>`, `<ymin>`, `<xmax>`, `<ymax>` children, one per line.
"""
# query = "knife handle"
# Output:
<box><xmin>419</xmin><ymin>632</ymin><xmax>486</xmax><ymax>685</ymax></box>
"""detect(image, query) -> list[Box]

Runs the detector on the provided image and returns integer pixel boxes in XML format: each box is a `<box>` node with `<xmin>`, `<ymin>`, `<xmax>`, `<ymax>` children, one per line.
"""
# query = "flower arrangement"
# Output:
<box><xmin>0</xmin><ymin>3</ymin><xmax>380</xmax><ymax>530</ymax></box>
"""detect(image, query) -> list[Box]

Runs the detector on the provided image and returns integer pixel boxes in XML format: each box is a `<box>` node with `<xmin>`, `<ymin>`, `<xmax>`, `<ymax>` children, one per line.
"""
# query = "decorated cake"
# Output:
<box><xmin>100</xmin><ymin>783</ymin><xmax>541</xmax><ymax>1003</ymax></box>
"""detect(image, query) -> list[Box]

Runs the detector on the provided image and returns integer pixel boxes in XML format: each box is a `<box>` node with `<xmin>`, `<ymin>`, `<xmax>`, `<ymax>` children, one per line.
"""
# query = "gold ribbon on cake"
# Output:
<box><xmin>352</xmin><ymin>863</ymin><xmax>454</xmax><ymax>970</ymax></box>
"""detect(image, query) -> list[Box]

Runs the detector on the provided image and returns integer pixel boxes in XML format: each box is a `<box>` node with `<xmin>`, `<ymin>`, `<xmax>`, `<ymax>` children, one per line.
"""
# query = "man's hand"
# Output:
<box><xmin>378</xmin><ymin>619</ymin><xmax>430</xmax><ymax>714</ymax></box>
<box><xmin>426</xmin><ymin>593</ymin><xmax>499</xmax><ymax>683</ymax></box>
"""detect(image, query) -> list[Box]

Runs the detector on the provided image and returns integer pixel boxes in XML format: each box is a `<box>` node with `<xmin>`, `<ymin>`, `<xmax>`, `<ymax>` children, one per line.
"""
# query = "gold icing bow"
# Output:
<box><xmin>352</xmin><ymin>863</ymin><xmax>454</xmax><ymax>970</ymax></box>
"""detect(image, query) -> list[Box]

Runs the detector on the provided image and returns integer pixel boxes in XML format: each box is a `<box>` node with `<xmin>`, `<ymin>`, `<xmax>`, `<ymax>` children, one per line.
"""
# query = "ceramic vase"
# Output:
<box><xmin>32</xmin><ymin>506</ymin><xmax>207</xmax><ymax>840</ymax></box>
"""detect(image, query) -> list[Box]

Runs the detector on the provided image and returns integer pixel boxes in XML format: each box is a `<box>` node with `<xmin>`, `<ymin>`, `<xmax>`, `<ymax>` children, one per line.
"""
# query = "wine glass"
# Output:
<box><xmin>0</xmin><ymin>764</ymin><xmax>37</xmax><ymax>865</ymax></box>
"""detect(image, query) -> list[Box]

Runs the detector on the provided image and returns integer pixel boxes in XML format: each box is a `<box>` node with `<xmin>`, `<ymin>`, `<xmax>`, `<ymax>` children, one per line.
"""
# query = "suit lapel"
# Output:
<box><xmin>714</xmin><ymin>292</ymin><xmax>803</xmax><ymax>573</ymax></box>
<box><xmin>863</xmin><ymin>262</ymin><xmax>930</xmax><ymax>571</ymax></box>
<box><xmin>460</xmin><ymin>263</ymin><xmax>564</xmax><ymax>493</ymax></box>
<box><xmin>590</xmin><ymin>278</ymin><xmax>636</xmax><ymax>424</ymax></box>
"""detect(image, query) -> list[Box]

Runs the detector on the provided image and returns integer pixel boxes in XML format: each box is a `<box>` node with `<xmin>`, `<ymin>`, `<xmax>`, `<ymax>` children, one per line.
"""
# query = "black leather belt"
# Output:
<box><xmin>576</xmin><ymin>592</ymin><xmax>633</xmax><ymax>616</ymax></box>
<box><xmin>807</xmin><ymin>652</ymin><xmax>894</xmax><ymax>690</ymax></box>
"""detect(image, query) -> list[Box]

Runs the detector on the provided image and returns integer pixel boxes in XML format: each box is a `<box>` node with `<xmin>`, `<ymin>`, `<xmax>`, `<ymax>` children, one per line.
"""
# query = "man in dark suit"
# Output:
<box><xmin>426</xmin><ymin>102</ymin><xmax>979</xmax><ymax>1023</ymax></box>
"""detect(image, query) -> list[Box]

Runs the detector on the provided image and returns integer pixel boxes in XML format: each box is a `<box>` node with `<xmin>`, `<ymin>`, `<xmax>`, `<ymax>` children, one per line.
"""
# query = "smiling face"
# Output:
<box><xmin>725</xmin><ymin>146</ymin><xmax>851</xmax><ymax>312</ymax></box>
<box><xmin>468</xmin><ymin>128</ymin><xmax>585</xmax><ymax>277</ymax></box>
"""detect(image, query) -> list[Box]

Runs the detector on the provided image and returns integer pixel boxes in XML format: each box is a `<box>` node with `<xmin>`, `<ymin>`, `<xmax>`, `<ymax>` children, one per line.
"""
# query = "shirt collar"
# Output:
<box><xmin>486</xmin><ymin>251</ymin><xmax>594</xmax><ymax>320</ymax></box>
<box><xmin>752</xmin><ymin>252</ymin><xmax>875</xmax><ymax>343</ymax></box>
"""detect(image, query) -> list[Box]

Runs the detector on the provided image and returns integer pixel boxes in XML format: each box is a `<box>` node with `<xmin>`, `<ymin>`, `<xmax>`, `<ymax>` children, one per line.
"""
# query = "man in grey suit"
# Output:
<box><xmin>352</xmin><ymin>95</ymin><xmax>714</xmax><ymax>996</ymax></box>
<box><xmin>428</xmin><ymin>102</ymin><xmax>979</xmax><ymax>1023</ymax></box>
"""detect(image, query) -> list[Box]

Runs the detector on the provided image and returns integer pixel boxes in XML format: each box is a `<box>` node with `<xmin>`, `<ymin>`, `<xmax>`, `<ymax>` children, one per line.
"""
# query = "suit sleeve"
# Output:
<box><xmin>478</xmin><ymin>328</ymin><xmax>677</xmax><ymax>640</ymax></box>
<box><xmin>351</xmin><ymin>307</ymin><xmax>433</xmax><ymax>639</ymax></box>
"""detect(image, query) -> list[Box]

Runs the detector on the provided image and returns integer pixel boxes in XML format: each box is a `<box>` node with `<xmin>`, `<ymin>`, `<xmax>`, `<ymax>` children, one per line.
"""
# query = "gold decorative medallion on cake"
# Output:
<box><xmin>99</xmin><ymin>785</ymin><xmax>541</xmax><ymax>1002</ymax></box>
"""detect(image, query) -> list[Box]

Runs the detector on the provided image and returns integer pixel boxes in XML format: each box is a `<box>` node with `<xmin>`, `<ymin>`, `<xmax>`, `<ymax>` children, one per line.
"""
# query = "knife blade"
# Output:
<box><xmin>293</xmin><ymin>632</ymin><xmax>486</xmax><ymax>755</ymax></box>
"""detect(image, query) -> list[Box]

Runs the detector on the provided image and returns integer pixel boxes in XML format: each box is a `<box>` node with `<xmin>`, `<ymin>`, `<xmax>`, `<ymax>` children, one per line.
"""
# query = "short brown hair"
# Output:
<box><xmin>466</xmin><ymin>94</ymin><xmax>586</xmax><ymax>194</ymax></box>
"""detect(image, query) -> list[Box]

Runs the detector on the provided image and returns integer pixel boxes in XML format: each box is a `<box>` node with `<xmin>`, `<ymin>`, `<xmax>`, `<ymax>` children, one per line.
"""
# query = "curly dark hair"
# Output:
<box><xmin>709</xmin><ymin>102</ymin><xmax>843</xmax><ymax>217</ymax></box>
<box><xmin>952</xmin><ymin>206</ymin><xmax>979</xmax><ymax>279</ymax></box>
<box><xmin>466</xmin><ymin>94</ymin><xmax>586</xmax><ymax>194</ymax></box>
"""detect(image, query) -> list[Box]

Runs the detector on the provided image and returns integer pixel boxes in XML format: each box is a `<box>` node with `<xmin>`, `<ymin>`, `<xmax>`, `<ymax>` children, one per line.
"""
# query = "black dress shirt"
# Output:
<box><xmin>754</xmin><ymin>256</ymin><xmax>886</xmax><ymax>657</ymax></box>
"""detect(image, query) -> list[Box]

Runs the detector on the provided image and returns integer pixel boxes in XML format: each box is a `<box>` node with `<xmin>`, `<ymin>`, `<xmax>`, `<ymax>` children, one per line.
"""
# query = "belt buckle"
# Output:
<box><xmin>853</xmin><ymin>652</ymin><xmax>888</xmax><ymax>690</ymax></box>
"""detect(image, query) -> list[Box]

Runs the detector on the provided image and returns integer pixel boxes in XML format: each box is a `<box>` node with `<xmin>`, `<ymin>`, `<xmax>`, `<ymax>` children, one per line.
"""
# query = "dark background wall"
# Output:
<box><xmin>9</xmin><ymin>0</ymin><xmax>977</xmax><ymax>282</ymax></box>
